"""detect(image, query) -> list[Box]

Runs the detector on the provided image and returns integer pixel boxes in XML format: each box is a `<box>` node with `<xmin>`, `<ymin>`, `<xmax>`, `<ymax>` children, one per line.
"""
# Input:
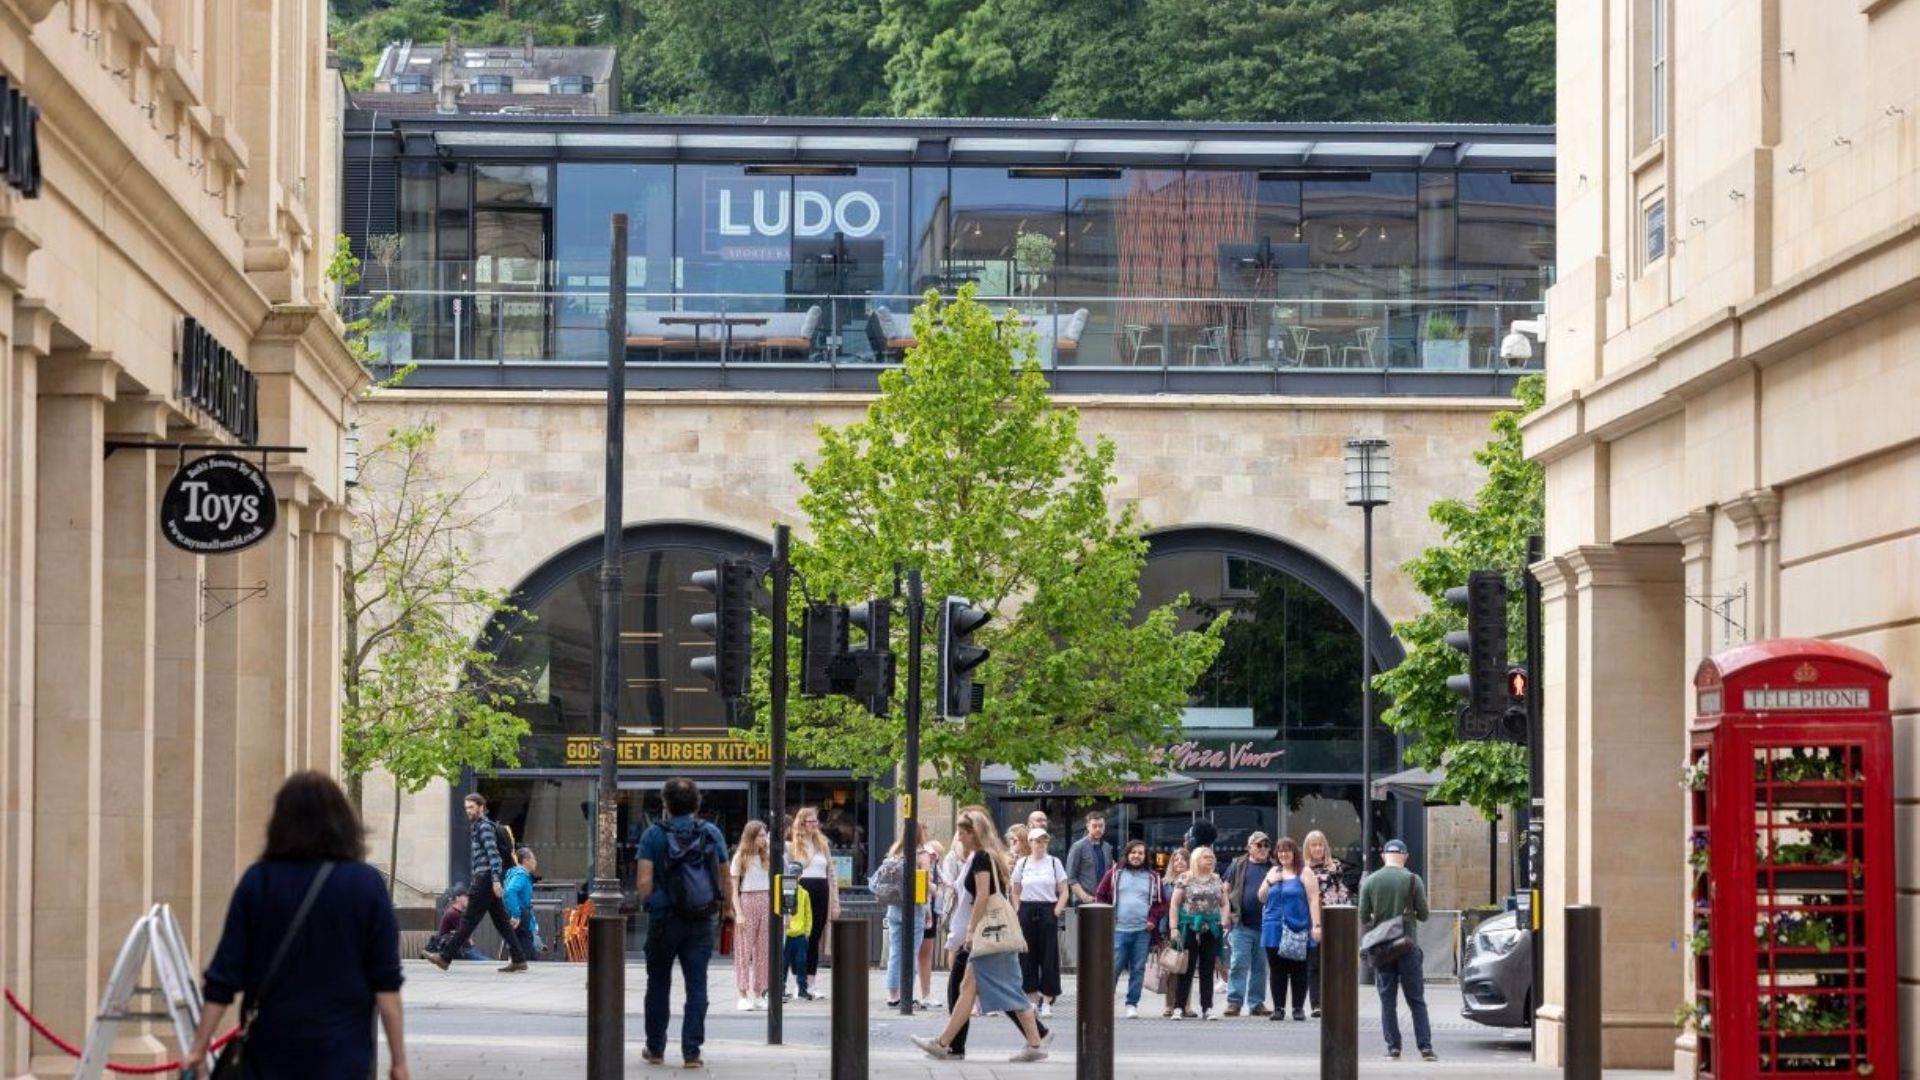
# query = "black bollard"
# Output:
<box><xmin>830</xmin><ymin>918</ymin><xmax>869</xmax><ymax>1080</ymax></box>
<box><xmin>1565</xmin><ymin>905</ymin><xmax>1601</xmax><ymax>1080</ymax></box>
<box><xmin>1076</xmin><ymin>904</ymin><xmax>1114</xmax><ymax>1080</ymax></box>
<box><xmin>1320</xmin><ymin>905</ymin><xmax>1358</xmax><ymax>1080</ymax></box>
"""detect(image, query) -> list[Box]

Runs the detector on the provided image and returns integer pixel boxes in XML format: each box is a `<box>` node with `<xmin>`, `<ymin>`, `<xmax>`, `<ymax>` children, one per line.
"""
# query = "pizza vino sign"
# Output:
<box><xmin>158</xmin><ymin>453</ymin><xmax>277</xmax><ymax>554</ymax></box>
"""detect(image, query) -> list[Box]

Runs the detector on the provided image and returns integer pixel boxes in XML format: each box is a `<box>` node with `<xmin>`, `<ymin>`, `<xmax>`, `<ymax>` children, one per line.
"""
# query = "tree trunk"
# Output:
<box><xmin>388</xmin><ymin>772</ymin><xmax>403</xmax><ymax>900</ymax></box>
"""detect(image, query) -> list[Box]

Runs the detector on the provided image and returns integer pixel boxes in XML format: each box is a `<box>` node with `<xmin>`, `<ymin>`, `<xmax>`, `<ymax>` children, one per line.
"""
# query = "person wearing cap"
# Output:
<box><xmin>1221</xmin><ymin>831</ymin><xmax>1274</xmax><ymax>1017</ymax></box>
<box><xmin>1359</xmin><ymin>839</ymin><xmax>1434</xmax><ymax>1061</ymax></box>
<box><xmin>1010</xmin><ymin>826</ymin><xmax>1069</xmax><ymax>1017</ymax></box>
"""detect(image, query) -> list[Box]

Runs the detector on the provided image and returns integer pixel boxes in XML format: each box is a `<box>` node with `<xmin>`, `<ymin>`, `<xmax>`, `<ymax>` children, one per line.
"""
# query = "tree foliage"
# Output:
<box><xmin>756</xmin><ymin>287</ymin><xmax>1224</xmax><ymax>800</ymax></box>
<box><xmin>341</xmin><ymin>422</ymin><xmax>533</xmax><ymax>894</ymax></box>
<box><xmin>331</xmin><ymin>0</ymin><xmax>1554</xmax><ymax>123</ymax></box>
<box><xmin>1371</xmin><ymin>374</ymin><xmax>1543</xmax><ymax>819</ymax></box>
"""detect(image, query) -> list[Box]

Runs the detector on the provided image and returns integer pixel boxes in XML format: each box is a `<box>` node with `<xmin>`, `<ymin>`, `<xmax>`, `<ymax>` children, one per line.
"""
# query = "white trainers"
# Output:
<box><xmin>1204</xmin><ymin>1008</ymin><xmax>1221</xmax><ymax>1021</ymax></box>
<box><xmin>1169</xmin><ymin>1009</ymin><xmax>1184</xmax><ymax>1021</ymax></box>
<box><xmin>753</xmin><ymin>995</ymin><xmax>768</xmax><ymax>1010</ymax></box>
<box><xmin>1125</xmin><ymin>1005</ymin><xmax>1139</xmax><ymax>1019</ymax></box>
<box><xmin>737</xmin><ymin>997</ymin><xmax>754</xmax><ymax>1011</ymax></box>
<box><xmin>1009</xmin><ymin>1045</ymin><xmax>1048</xmax><ymax>1063</ymax></box>
<box><xmin>1039</xmin><ymin>1001</ymin><xmax>1053</xmax><ymax>1018</ymax></box>
<box><xmin>911</xmin><ymin>1035</ymin><xmax>954</xmax><ymax>1060</ymax></box>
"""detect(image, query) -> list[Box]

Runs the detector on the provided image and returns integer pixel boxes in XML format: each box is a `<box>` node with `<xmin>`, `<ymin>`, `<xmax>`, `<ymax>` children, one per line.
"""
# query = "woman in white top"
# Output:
<box><xmin>789</xmin><ymin>807</ymin><xmax>839</xmax><ymax>987</ymax></box>
<box><xmin>730</xmin><ymin>820</ymin><xmax>772</xmax><ymax>1010</ymax></box>
<box><xmin>1010</xmin><ymin>827</ymin><xmax>1069</xmax><ymax>1015</ymax></box>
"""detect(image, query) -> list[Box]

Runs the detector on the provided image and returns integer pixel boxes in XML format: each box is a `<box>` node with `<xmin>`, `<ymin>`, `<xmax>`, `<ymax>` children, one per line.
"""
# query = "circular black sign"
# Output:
<box><xmin>159</xmin><ymin>453</ymin><xmax>277</xmax><ymax>554</ymax></box>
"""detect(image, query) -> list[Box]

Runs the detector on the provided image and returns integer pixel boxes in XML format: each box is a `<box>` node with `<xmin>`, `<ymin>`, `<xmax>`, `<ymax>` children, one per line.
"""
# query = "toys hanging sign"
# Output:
<box><xmin>158</xmin><ymin>453</ymin><xmax>277</xmax><ymax>554</ymax></box>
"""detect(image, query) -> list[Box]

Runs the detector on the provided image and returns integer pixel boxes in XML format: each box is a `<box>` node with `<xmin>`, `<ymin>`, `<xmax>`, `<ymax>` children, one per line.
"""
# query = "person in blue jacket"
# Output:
<box><xmin>503</xmin><ymin>846</ymin><xmax>541</xmax><ymax>961</ymax></box>
<box><xmin>183</xmin><ymin>771</ymin><xmax>409</xmax><ymax>1079</ymax></box>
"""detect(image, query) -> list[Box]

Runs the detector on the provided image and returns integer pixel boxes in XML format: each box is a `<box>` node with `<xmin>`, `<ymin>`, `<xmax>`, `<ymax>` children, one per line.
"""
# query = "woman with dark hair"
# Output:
<box><xmin>182</xmin><ymin>771</ymin><xmax>408</xmax><ymax>1079</ymax></box>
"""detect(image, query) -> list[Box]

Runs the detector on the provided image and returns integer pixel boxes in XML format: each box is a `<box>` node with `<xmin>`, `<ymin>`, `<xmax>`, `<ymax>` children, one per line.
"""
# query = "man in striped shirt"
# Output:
<box><xmin>426</xmin><ymin>792</ymin><xmax>529</xmax><ymax>972</ymax></box>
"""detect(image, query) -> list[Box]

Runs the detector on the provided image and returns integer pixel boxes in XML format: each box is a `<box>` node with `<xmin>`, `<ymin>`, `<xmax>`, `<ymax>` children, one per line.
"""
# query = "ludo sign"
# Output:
<box><xmin>159</xmin><ymin>453</ymin><xmax>277</xmax><ymax>555</ymax></box>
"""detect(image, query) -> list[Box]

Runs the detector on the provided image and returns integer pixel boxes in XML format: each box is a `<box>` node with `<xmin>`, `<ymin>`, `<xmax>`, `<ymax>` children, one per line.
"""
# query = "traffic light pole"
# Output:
<box><xmin>899</xmin><ymin>568</ymin><xmax>923</xmax><ymax>1016</ymax></box>
<box><xmin>1524</xmin><ymin>533</ymin><xmax>1545</xmax><ymax>1050</ymax></box>
<box><xmin>588</xmin><ymin>212</ymin><xmax>628</xmax><ymax>1080</ymax></box>
<box><xmin>768</xmin><ymin>525</ymin><xmax>790</xmax><ymax>1045</ymax></box>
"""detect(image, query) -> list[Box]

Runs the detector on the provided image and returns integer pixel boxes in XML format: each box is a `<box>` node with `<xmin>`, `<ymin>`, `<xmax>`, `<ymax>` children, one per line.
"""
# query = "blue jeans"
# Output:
<box><xmin>784</xmin><ymin>935</ymin><xmax>812</xmax><ymax>996</ymax></box>
<box><xmin>1112</xmin><ymin>928</ymin><xmax>1150</xmax><ymax>1006</ymax></box>
<box><xmin>1374</xmin><ymin>946</ymin><xmax>1432</xmax><ymax>1053</ymax></box>
<box><xmin>644</xmin><ymin>913</ymin><xmax>715</xmax><ymax>1060</ymax></box>
<box><xmin>883</xmin><ymin>906</ymin><xmax>925</xmax><ymax>996</ymax></box>
<box><xmin>1227</xmin><ymin>925</ymin><xmax>1267</xmax><ymax>1008</ymax></box>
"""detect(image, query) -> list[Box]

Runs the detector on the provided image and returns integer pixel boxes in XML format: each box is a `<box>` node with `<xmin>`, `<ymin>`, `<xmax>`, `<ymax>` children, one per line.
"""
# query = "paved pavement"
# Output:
<box><xmin>391</xmin><ymin>957</ymin><xmax>1673</xmax><ymax>1078</ymax></box>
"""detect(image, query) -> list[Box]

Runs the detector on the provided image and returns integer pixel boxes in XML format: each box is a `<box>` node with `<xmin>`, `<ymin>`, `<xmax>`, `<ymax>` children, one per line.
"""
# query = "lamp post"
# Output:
<box><xmin>1344</xmin><ymin>437</ymin><xmax>1391</xmax><ymax>871</ymax></box>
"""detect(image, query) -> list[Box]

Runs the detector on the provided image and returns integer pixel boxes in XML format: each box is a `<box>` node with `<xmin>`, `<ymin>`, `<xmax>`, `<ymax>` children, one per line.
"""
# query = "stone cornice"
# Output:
<box><xmin>1668</xmin><ymin>509</ymin><xmax>1715</xmax><ymax>562</ymax></box>
<box><xmin>40</xmin><ymin>351</ymin><xmax>122</xmax><ymax>400</ymax></box>
<box><xmin>0</xmin><ymin>213</ymin><xmax>42</xmax><ymax>291</ymax></box>
<box><xmin>11</xmin><ymin>298</ymin><xmax>55</xmax><ymax>358</ymax></box>
<box><xmin>0</xmin><ymin>0</ymin><xmax>58</xmax><ymax>24</ymax></box>
<box><xmin>104</xmin><ymin>395</ymin><xmax>173</xmax><ymax>438</ymax></box>
<box><xmin>365</xmin><ymin>386</ymin><xmax>1521</xmax><ymax>413</ymax></box>
<box><xmin>1530</xmin><ymin>556</ymin><xmax>1575</xmax><ymax>601</ymax></box>
<box><xmin>1563</xmin><ymin>544</ymin><xmax>1684</xmax><ymax>589</ymax></box>
<box><xmin>1721</xmin><ymin>488</ymin><xmax>1781</xmax><ymax>548</ymax></box>
<box><xmin>266</xmin><ymin>464</ymin><xmax>313</xmax><ymax>511</ymax></box>
<box><xmin>1524</xmin><ymin>212</ymin><xmax>1920</xmax><ymax>467</ymax></box>
<box><xmin>251</xmin><ymin>303</ymin><xmax>369</xmax><ymax>406</ymax></box>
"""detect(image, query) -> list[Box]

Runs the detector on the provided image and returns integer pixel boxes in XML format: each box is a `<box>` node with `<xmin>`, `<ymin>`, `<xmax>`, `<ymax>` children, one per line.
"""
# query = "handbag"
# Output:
<box><xmin>1155</xmin><ymin>941</ymin><xmax>1189</xmax><ymax>976</ymax></box>
<box><xmin>209</xmin><ymin>862</ymin><xmax>336</xmax><ymax>1080</ymax></box>
<box><xmin>1144</xmin><ymin>954</ymin><xmax>1168</xmax><ymax>994</ymax></box>
<box><xmin>1277</xmin><ymin>924</ymin><xmax>1310</xmax><ymax>962</ymax></box>
<box><xmin>1360</xmin><ymin>914</ymin><xmax>1414</xmax><ymax>968</ymax></box>
<box><xmin>967</xmin><ymin>857</ymin><xmax>1028</xmax><ymax>957</ymax></box>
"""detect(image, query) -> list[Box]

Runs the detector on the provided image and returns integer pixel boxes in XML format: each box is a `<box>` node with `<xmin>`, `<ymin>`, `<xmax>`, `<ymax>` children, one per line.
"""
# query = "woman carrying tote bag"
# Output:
<box><xmin>913</xmin><ymin>808</ymin><xmax>1050</xmax><ymax>1063</ymax></box>
<box><xmin>183</xmin><ymin>772</ymin><xmax>408</xmax><ymax>1079</ymax></box>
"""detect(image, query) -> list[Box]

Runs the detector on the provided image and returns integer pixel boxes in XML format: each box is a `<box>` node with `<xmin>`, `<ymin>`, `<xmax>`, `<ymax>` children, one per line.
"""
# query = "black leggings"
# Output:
<box><xmin>947</xmin><ymin>948</ymin><xmax>1048</xmax><ymax>1056</ymax></box>
<box><xmin>1268</xmin><ymin>947</ymin><xmax>1310</xmax><ymax>1014</ymax></box>
<box><xmin>1173</xmin><ymin>930</ymin><xmax>1219</xmax><ymax>1013</ymax></box>
<box><xmin>801</xmin><ymin>878</ymin><xmax>830</xmax><ymax>977</ymax></box>
<box><xmin>1017</xmin><ymin>902</ymin><xmax>1062</xmax><ymax>999</ymax></box>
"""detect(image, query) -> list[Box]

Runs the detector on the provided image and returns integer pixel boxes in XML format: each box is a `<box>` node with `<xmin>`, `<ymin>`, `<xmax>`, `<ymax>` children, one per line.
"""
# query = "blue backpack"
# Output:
<box><xmin>663</xmin><ymin>823</ymin><xmax>722</xmax><ymax>919</ymax></box>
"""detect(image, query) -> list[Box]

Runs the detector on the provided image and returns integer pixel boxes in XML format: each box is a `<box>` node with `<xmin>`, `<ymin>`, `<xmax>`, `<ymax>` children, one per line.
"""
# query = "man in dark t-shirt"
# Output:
<box><xmin>635</xmin><ymin>777</ymin><xmax>732</xmax><ymax>1069</ymax></box>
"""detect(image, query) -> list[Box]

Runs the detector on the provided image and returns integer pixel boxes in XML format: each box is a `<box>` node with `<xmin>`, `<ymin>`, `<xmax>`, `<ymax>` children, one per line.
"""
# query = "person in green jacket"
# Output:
<box><xmin>1357</xmin><ymin>839</ymin><xmax>1434</xmax><ymax>1061</ymax></box>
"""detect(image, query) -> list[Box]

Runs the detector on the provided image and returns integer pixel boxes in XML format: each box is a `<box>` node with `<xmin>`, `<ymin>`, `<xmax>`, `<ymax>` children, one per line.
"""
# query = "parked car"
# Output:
<box><xmin>1460</xmin><ymin>910</ymin><xmax>1533</xmax><ymax>1028</ymax></box>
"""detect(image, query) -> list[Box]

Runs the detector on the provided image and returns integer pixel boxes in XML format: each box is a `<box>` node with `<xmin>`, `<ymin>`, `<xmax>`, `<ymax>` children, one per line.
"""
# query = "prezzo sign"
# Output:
<box><xmin>0</xmin><ymin>77</ymin><xmax>40</xmax><ymax>198</ymax></box>
<box><xmin>158</xmin><ymin>453</ymin><xmax>277</xmax><ymax>554</ymax></box>
<box><xmin>702</xmin><ymin>176</ymin><xmax>898</xmax><ymax>261</ymax></box>
<box><xmin>176</xmin><ymin>318</ymin><xmax>259</xmax><ymax>443</ymax></box>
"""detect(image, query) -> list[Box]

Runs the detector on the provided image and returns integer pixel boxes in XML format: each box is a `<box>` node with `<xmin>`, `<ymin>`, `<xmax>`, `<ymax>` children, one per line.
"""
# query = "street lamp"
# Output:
<box><xmin>1345</xmin><ymin>436</ymin><xmax>1391</xmax><ymax>872</ymax></box>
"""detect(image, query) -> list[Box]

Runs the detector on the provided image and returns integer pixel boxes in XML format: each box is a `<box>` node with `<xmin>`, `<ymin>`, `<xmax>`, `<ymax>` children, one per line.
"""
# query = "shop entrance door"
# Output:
<box><xmin>609</xmin><ymin>780</ymin><xmax>753</xmax><ymax>956</ymax></box>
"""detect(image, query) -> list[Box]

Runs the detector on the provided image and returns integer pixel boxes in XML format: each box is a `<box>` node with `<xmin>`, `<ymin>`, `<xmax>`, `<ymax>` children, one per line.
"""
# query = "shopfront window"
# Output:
<box><xmin>675</xmin><ymin>164</ymin><xmax>792</xmax><ymax>305</ymax></box>
<box><xmin>475</xmin><ymin>775</ymin><xmax>595</xmax><ymax>884</ymax></box>
<box><xmin>948</xmin><ymin>168</ymin><xmax>1066</xmax><ymax>302</ymax></box>
<box><xmin>553</xmin><ymin>163</ymin><xmax>675</xmax><ymax>360</ymax></box>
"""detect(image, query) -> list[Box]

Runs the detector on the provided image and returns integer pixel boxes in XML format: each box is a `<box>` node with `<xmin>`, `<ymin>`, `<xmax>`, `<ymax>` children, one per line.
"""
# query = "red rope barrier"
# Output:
<box><xmin>5</xmin><ymin>987</ymin><xmax>240</xmax><ymax>1075</ymax></box>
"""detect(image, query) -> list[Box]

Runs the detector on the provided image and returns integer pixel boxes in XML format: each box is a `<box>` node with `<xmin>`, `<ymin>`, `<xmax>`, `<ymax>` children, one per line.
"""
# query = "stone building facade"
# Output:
<box><xmin>356</xmin><ymin>387</ymin><xmax>1521</xmax><ymax>911</ymax></box>
<box><xmin>0</xmin><ymin>0</ymin><xmax>359</xmax><ymax>1072</ymax></box>
<box><xmin>1532</xmin><ymin>0</ymin><xmax>1920</xmax><ymax>1071</ymax></box>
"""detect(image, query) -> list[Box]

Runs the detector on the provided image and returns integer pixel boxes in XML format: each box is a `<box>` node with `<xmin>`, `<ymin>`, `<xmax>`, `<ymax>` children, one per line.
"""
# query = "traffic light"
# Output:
<box><xmin>849</xmin><ymin>599</ymin><xmax>895</xmax><ymax>714</ymax></box>
<box><xmin>800</xmin><ymin>602</ymin><xmax>852</xmax><ymax>696</ymax></box>
<box><xmin>689</xmin><ymin>559</ymin><xmax>753</xmax><ymax>701</ymax></box>
<box><xmin>1444</xmin><ymin>570</ymin><xmax>1508</xmax><ymax>740</ymax></box>
<box><xmin>1502</xmin><ymin>666</ymin><xmax>1529</xmax><ymax>743</ymax></box>
<box><xmin>936</xmin><ymin>597</ymin><xmax>991</xmax><ymax>720</ymax></box>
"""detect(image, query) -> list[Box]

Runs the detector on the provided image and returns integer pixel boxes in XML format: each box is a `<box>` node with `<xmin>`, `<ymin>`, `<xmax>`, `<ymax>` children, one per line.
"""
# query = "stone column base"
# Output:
<box><xmin>1534</xmin><ymin>1006</ymin><xmax>1684</xmax><ymax>1070</ymax></box>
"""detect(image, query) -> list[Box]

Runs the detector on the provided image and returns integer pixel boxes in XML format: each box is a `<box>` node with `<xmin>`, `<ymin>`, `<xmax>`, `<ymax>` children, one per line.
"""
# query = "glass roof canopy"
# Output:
<box><xmin>403</xmin><ymin>116</ymin><xmax>1554</xmax><ymax>170</ymax></box>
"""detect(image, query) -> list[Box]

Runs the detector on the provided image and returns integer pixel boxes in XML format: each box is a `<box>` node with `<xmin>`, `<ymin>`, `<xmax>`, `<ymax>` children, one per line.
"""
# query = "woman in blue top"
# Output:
<box><xmin>1257</xmin><ymin>836</ymin><xmax>1322</xmax><ymax>1021</ymax></box>
<box><xmin>184</xmin><ymin>771</ymin><xmax>408</xmax><ymax>1079</ymax></box>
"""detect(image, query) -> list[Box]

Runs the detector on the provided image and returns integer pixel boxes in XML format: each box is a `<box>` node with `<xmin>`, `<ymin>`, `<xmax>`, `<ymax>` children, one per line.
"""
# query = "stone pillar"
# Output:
<box><xmin>304</xmin><ymin>504</ymin><xmax>345</xmax><ymax>775</ymax></box>
<box><xmin>1530</xmin><ymin>554</ymin><xmax>1578</xmax><ymax>1065</ymax></box>
<box><xmin>98</xmin><ymin>401</ymin><xmax>169</xmax><ymax>1063</ymax></box>
<box><xmin>151</xmin><ymin>447</ymin><xmax>204</xmax><ymax>946</ymax></box>
<box><xmin>1568</xmin><ymin>544</ymin><xmax>1686</xmax><ymax>1067</ymax></box>
<box><xmin>1667</xmin><ymin>510</ymin><xmax>1715</xmax><ymax>1072</ymax></box>
<box><xmin>233</xmin><ymin>471</ymin><xmax>308</xmax><ymax>866</ymax></box>
<box><xmin>1723</xmin><ymin>488</ymin><xmax>1782</xmax><ymax>641</ymax></box>
<box><xmin>29</xmin><ymin>351</ymin><xmax>118</xmax><ymax>1072</ymax></box>
<box><xmin>196</xmin><ymin>548</ymin><xmax>242</xmax><ymax>958</ymax></box>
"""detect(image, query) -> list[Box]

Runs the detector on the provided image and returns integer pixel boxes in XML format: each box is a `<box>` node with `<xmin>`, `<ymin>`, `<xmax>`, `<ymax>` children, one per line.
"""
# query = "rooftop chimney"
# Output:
<box><xmin>523</xmin><ymin>29</ymin><xmax>536</xmax><ymax>62</ymax></box>
<box><xmin>436</xmin><ymin>33</ymin><xmax>460</xmax><ymax>113</ymax></box>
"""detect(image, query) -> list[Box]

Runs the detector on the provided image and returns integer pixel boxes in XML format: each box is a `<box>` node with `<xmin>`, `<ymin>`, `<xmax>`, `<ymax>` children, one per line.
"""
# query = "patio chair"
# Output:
<box><xmin>1123</xmin><ymin>324</ymin><xmax>1165</xmax><ymax>365</ymax></box>
<box><xmin>1341</xmin><ymin>326</ymin><xmax>1380</xmax><ymax>368</ymax></box>
<box><xmin>1289</xmin><ymin>326</ymin><xmax>1332</xmax><ymax>366</ymax></box>
<box><xmin>759</xmin><ymin>305</ymin><xmax>822</xmax><ymax>362</ymax></box>
<box><xmin>1188</xmin><ymin>324</ymin><xmax>1229</xmax><ymax>366</ymax></box>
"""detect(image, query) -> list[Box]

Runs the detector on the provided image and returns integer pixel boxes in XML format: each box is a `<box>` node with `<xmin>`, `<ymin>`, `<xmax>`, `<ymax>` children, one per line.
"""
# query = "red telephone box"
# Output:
<box><xmin>1687</xmin><ymin>639</ymin><xmax>1897</xmax><ymax>1079</ymax></box>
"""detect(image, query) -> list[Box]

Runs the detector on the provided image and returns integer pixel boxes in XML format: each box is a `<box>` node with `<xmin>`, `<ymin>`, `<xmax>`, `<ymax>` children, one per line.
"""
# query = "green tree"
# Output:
<box><xmin>761</xmin><ymin>287</ymin><xmax>1224</xmax><ymax>799</ymax></box>
<box><xmin>1371</xmin><ymin>374</ymin><xmax>1543</xmax><ymax>819</ymax></box>
<box><xmin>1435</xmin><ymin>0</ymin><xmax>1555</xmax><ymax>124</ymax></box>
<box><xmin>342</xmin><ymin>423</ymin><xmax>533</xmax><ymax>896</ymax></box>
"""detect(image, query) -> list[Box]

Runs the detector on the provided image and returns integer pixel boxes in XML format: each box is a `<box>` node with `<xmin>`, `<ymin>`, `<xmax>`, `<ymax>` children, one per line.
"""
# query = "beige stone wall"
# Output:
<box><xmin>356</xmin><ymin>388</ymin><xmax>1522</xmax><ymax>893</ymax></box>
<box><xmin>1535</xmin><ymin>0</ymin><xmax>1920</xmax><ymax>1072</ymax></box>
<box><xmin>0</xmin><ymin>0</ymin><xmax>359</xmax><ymax>1072</ymax></box>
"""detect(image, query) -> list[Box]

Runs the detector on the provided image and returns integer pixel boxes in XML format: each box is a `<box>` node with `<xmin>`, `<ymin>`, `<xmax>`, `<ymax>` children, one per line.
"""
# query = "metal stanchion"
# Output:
<box><xmin>1320</xmin><ymin>905</ymin><xmax>1358</xmax><ymax>1080</ymax></box>
<box><xmin>830</xmin><ymin>919</ymin><xmax>869</xmax><ymax>1080</ymax></box>
<box><xmin>1565</xmin><ymin>905</ymin><xmax>1601</xmax><ymax>1080</ymax></box>
<box><xmin>1075</xmin><ymin>904</ymin><xmax>1114</xmax><ymax>1080</ymax></box>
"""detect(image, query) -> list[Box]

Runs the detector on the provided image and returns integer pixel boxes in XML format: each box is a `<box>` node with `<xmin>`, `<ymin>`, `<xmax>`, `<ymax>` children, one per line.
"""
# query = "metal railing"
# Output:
<box><xmin>343</xmin><ymin>284</ymin><xmax>1545</xmax><ymax>377</ymax></box>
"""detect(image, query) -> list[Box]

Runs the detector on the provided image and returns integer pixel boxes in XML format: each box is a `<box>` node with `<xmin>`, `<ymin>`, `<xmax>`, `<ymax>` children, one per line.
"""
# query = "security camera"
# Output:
<box><xmin>1499</xmin><ymin>328</ymin><xmax>1533</xmax><ymax>363</ymax></box>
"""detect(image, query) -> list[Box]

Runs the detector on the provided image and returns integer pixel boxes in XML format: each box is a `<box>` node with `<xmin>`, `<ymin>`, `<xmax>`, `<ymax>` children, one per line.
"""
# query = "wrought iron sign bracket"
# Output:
<box><xmin>200</xmin><ymin>578</ymin><xmax>269</xmax><ymax>624</ymax></box>
<box><xmin>104</xmin><ymin>440</ymin><xmax>307</xmax><ymax>461</ymax></box>
<box><xmin>1685</xmin><ymin>583</ymin><xmax>1749</xmax><ymax>644</ymax></box>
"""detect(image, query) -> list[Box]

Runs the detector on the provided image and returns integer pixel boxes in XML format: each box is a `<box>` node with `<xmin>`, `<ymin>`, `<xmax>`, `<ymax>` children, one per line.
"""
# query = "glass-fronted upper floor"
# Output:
<box><xmin>342</xmin><ymin>115</ymin><xmax>1554</xmax><ymax>392</ymax></box>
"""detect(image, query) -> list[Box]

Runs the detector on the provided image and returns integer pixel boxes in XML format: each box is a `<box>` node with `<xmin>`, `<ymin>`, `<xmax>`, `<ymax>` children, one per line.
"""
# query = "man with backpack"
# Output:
<box><xmin>636</xmin><ymin>776</ymin><xmax>733</xmax><ymax>1069</ymax></box>
<box><xmin>424</xmin><ymin>792</ymin><xmax>529</xmax><ymax>973</ymax></box>
<box><xmin>1358</xmin><ymin>839</ymin><xmax>1434</xmax><ymax>1061</ymax></box>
